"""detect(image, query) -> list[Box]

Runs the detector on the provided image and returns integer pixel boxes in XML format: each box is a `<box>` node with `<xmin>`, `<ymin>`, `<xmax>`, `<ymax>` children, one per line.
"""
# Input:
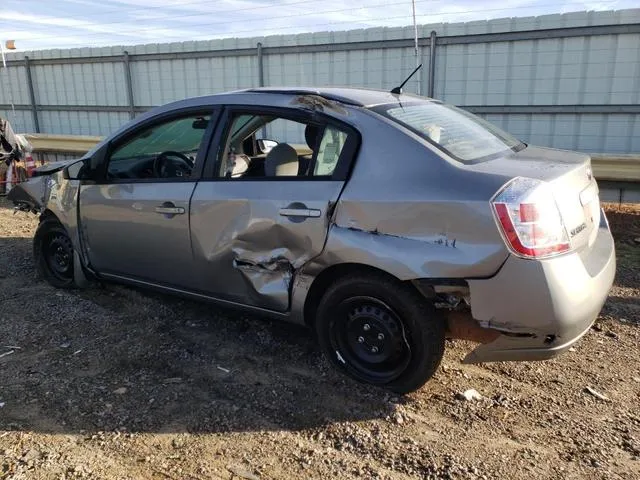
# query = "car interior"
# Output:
<box><xmin>219</xmin><ymin>113</ymin><xmax>348</xmax><ymax>179</ymax></box>
<box><xmin>106</xmin><ymin>115</ymin><xmax>210</xmax><ymax>180</ymax></box>
<box><xmin>104</xmin><ymin>112</ymin><xmax>348</xmax><ymax>181</ymax></box>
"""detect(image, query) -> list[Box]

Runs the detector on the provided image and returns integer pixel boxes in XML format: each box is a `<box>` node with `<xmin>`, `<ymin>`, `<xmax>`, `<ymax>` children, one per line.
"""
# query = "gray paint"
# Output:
<box><xmin>466</xmin><ymin>222</ymin><xmax>615</xmax><ymax>362</ymax></box>
<box><xmin>7</xmin><ymin>87</ymin><xmax>616</xmax><ymax>366</ymax></box>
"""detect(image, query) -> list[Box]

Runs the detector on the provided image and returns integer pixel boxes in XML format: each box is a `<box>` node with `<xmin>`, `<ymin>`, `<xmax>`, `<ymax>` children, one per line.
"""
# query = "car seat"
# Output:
<box><xmin>264</xmin><ymin>143</ymin><xmax>299</xmax><ymax>176</ymax></box>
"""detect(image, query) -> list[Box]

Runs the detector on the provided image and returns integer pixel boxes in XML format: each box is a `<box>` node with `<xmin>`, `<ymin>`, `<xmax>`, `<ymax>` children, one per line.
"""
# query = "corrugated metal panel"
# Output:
<box><xmin>131</xmin><ymin>52</ymin><xmax>259</xmax><ymax>105</ymax></box>
<box><xmin>0</xmin><ymin>109</ymin><xmax>34</xmax><ymax>133</ymax></box>
<box><xmin>436</xmin><ymin>34</ymin><xmax>640</xmax><ymax>106</ymax></box>
<box><xmin>0</xmin><ymin>9</ymin><xmax>637</xmax><ymax>154</ymax></box>
<box><xmin>0</xmin><ymin>65</ymin><xmax>30</xmax><ymax>105</ymax></box>
<box><xmin>433</xmin><ymin>10</ymin><xmax>640</xmax><ymax>153</ymax></box>
<box><xmin>31</xmin><ymin>61</ymin><xmax>127</xmax><ymax>106</ymax></box>
<box><xmin>477</xmin><ymin>113</ymin><xmax>640</xmax><ymax>153</ymax></box>
<box><xmin>263</xmin><ymin>47</ymin><xmax>420</xmax><ymax>91</ymax></box>
<box><xmin>37</xmin><ymin>111</ymin><xmax>129</xmax><ymax>136</ymax></box>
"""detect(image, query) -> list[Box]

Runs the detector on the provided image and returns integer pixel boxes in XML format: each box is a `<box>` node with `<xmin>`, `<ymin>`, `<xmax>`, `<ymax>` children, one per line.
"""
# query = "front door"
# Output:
<box><xmin>80</xmin><ymin>110</ymin><xmax>215</xmax><ymax>288</ymax></box>
<box><xmin>189</xmin><ymin>108</ymin><xmax>358</xmax><ymax>311</ymax></box>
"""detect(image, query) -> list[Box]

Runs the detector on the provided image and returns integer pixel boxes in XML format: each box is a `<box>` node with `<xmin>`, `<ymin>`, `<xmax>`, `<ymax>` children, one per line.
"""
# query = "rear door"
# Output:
<box><xmin>189</xmin><ymin>107</ymin><xmax>358</xmax><ymax>311</ymax></box>
<box><xmin>79</xmin><ymin>109</ymin><xmax>217</xmax><ymax>287</ymax></box>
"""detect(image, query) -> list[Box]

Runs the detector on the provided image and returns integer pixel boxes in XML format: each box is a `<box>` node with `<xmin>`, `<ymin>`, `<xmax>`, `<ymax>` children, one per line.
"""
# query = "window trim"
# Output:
<box><xmin>95</xmin><ymin>107</ymin><xmax>220</xmax><ymax>184</ymax></box>
<box><xmin>202</xmin><ymin>105</ymin><xmax>360</xmax><ymax>182</ymax></box>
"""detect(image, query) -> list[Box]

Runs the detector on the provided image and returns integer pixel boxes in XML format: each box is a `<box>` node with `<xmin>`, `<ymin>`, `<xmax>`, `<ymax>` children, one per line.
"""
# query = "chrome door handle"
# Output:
<box><xmin>279</xmin><ymin>208</ymin><xmax>321</xmax><ymax>218</ymax></box>
<box><xmin>155</xmin><ymin>206</ymin><xmax>185</xmax><ymax>215</ymax></box>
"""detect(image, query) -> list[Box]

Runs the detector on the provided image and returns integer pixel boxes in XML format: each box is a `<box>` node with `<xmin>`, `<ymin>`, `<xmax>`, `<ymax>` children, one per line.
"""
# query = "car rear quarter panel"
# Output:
<box><xmin>303</xmin><ymin>108</ymin><xmax>511</xmax><ymax>282</ymax></box>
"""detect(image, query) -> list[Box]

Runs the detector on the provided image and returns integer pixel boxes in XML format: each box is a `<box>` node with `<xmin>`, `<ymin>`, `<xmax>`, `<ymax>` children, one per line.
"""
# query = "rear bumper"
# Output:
<box><xmin>464</xmin><ymin>213</ymin><xmax>616</xmax><ymax>364</ymax></box>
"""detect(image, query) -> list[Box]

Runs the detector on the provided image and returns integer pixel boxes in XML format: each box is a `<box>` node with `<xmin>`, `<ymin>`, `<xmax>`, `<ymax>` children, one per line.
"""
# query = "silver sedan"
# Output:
<box><xmin>9</xmin><ymin>87</ymin><xmax>615</xmax><ymax>393</ymax></box>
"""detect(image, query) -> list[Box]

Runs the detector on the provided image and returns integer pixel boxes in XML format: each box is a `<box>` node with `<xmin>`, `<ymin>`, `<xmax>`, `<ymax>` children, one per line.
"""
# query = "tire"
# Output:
<box><xmin>315</xmin><ymin>273</ymin><xmax>445</xmax><ymax>394</ymax></box>
<box><xmin>33</xmin><ymin>217</ymin><xmax>76</xmax><ymax>289</ymax></box>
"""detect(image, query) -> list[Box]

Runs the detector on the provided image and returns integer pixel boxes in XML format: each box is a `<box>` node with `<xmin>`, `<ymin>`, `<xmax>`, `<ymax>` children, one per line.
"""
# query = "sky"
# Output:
<box><xmin>0</xmin><ymin>0</ymin><xmax>636</xmax><ymax>51</ymax></box>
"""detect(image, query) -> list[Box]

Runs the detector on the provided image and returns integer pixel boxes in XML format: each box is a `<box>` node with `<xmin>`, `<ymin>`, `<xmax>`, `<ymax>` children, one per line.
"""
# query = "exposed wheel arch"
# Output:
<box><xmin>303</xmin><ymin>262</ymin><xmax>416</xmax><ymax>329</ymax></box>
<box><xmin>313</xmin><ymin>269</ymin><xmax>446</xmax><ymax>393</ymax></box>
<box><xmin>37</xmin><ymin>209</ymin><xmax>96</xmax><ymax>286</ymax></box>
<box><xmin>33</xmin><ymin>216</ymin><xmax>76</xmax><ymax>289</ymax></box>
<box><xmin>39</xmin><ymin>209</ymin><xmax>60</xmax><ymax>223</ymax></box>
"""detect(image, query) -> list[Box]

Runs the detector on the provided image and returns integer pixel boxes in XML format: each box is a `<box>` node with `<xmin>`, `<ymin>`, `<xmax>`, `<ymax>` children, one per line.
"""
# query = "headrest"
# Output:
<box><xmin>265</xmin><ymin>143</ymin><xmax>299</xmax><ymax>176</ymax></box>
<box><xmin>304</xmin><ymin>124</ymin><xmax>320</xmax><ymax>150</ymax></box>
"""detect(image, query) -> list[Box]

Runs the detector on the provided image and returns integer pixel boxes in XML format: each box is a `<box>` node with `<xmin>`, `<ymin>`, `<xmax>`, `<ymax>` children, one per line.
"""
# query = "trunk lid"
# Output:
<box><xmin>468</xmin><ymin>146</ymin><xmax>600</xmax><ymax>252</ymax></box>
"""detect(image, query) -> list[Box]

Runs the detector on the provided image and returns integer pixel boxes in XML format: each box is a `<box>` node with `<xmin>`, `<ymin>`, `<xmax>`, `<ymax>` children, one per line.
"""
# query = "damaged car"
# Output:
<box><xmin>9</xmin><ymin>87</ymin><xmax>616</xmax><ymax>393</ymax></box>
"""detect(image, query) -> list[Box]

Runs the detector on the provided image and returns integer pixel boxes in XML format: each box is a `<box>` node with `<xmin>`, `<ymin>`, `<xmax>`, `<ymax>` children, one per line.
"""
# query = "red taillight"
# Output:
<box><xmin>519</xmin><ymin>203</ymin><xmax>539</xmax><ymax>222</ymax></box>
<box><xmin>492</xmin><ymin>178</ymin><xmax>570</xmax><ymax>259</ymax></box>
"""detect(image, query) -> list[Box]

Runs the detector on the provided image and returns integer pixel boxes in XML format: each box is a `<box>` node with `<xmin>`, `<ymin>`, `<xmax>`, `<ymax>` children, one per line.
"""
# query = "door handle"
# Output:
<box><xmin>155</xmin><ymin>204</ymin><xmax>185</xmax><ymax>215</ymax></box>
<box><xmin>279</xmin><ymin>208</ymin><xmax>321</xmax><ymax>218</ymax></box>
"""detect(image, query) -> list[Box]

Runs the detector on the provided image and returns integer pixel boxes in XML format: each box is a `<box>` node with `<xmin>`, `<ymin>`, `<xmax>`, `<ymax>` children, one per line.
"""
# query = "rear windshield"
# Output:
<box><xmin>373</xmin><ymin>102</ymin><xmax>525</xmax><ymax>162</ymax></box>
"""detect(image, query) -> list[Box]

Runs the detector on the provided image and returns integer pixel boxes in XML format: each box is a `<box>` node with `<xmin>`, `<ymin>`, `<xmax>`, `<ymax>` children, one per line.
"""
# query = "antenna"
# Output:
<box><xmin>391</xmin><ymin>64</ymin><xmax>423</xmax><ymax>95</ymax></box>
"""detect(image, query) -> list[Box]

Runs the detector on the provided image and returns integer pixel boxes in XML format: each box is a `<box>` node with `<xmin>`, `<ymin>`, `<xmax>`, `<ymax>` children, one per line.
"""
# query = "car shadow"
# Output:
<box><xmin>0</xmin><ymin>234</ymin><xmax>399</xmax><ymax>436</ymax></box>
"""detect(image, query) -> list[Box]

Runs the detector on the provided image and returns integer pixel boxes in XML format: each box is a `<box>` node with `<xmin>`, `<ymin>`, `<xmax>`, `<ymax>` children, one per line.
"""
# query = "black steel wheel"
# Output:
<box><xmin>44</xmin><ymin>232</ymin><xmax>73</xmax><ymax>281</ymax></box>
<box><xmin>34</xmin><ymin>217</ymin><xmax>76</xmax><ymax>289</ymax></box>
<box><xmin>331</xmin><ymin>297</ymin><xmax>411</xmax><ymax>384</ymax></box>
<box><xmin>315</xmin><ymin>272</ymin><xmax>445</xmax><ymax>394</ymax></box>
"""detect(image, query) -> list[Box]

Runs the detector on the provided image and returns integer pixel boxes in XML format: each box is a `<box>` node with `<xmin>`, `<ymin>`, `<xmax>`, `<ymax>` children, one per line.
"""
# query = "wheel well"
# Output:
<box><xmin>302</xmin><ymin>263</ymin><xmax>411</xmax><ymax>328</ymax></box>
<box><xmin>39</xmin><ymin>209</ymin><xmax>59</xmax><ymax>223</ymax></box>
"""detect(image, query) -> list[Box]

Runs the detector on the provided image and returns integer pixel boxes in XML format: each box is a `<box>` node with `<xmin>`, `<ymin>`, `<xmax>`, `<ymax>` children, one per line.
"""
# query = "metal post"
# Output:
<box><xmin>24</xmin><ymin>56</ymin><xmax>40</xmax><ymax>133</ymax></box>
<box><xmin>123</xmin><ymin>51</ymin><xmax>135</xmax><ymax>120</ymax></box>
<box><xmin>428</xmin><ymin>30</ymin><xmax>437</xmax><ymax>98</ymax></box>
<box><xmin>257</xmin><ymin>42</ymin><xmax>264</xmax><ymax>87</ymax></box>
<box><xmin>411</xmin><ymin>0</ymin><xmax>420</xmax><ymax>95</ymax></box>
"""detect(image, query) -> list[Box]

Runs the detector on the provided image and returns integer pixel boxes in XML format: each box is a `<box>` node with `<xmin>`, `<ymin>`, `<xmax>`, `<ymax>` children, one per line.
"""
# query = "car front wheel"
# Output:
<box><xmin>315</xmin><ymin>273</ymin><xmax>445</xmax><ymax>394</ymax></box>
<box><xmin>33</xmin><ymin>217</ymin><xmax>76</xmax><ymax>289</ymax></box>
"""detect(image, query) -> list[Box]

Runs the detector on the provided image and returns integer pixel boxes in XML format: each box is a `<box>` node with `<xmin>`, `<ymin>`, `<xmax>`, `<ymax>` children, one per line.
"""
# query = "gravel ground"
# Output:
<box><xmin>0</xmin><ymin>197</ymin><xmax>638</xmax><ymax>480</ymax></box>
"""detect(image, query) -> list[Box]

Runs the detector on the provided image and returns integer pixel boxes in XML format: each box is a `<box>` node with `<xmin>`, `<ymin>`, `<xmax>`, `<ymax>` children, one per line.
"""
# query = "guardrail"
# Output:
<box><xmin>590</xmin><ymin>154</ymin><xmax>640</xmax><ymax>182</ymax></box>
<box><xmin>23</xmin><ymin>134</ymin><xmax>103</xmax><ymax>155</ymax></box>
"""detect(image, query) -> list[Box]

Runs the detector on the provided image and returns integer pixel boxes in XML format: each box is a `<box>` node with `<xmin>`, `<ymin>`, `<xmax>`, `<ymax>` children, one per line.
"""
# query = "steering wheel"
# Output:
<box><xmin>153</xmin><ymin>151</ymin><xmax>194</xmax><ymax>178</ymax></box>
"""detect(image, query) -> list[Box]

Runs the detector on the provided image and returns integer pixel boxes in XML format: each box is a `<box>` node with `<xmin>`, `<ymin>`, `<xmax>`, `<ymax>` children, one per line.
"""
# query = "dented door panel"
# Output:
<box><xmin>298</xmin><ymin>107</ymin><xmax>511</xmax><ymax>280</ymax></box>
<box><xmin>189</xmin><ymin>180</ymin><xmax>344</xmax><ymax>311</ymax></box>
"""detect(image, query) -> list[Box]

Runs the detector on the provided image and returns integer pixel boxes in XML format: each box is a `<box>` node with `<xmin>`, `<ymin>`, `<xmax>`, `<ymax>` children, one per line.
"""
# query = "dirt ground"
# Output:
<box><xmin>0</xmin><ymin>197</ymin><xmax>638</xmax><ymax>480</ymax></box>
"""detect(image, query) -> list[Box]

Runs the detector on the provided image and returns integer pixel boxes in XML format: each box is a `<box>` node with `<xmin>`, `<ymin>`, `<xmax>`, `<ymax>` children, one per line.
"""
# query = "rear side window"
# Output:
<box><xmin>374</xmin><ymin>102</ymin><xmax>524</xmax><ymax>162</ymax></box>
<box><xmin>215</xmin><ymin>110</ymin><xmax>353</xmax><ymax>180</ymax></box>
<box><xmin>314</xmin><ymin>126</ymin><xmax>348</xmax><ymax>176</ymax></box>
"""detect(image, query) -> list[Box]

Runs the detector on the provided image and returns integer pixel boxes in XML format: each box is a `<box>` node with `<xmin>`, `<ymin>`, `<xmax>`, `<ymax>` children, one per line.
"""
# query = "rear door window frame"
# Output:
<box><xmin>202</xmin><ymin>105</ymin><xmax>360</xmax><ymax>182</ymax></box>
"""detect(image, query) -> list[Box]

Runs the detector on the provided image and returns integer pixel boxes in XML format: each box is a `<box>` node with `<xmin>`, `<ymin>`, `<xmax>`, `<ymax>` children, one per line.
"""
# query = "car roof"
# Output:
<box><xmin>241</xmin><ymin>87</ymin><xmax>431</xmax><ymax>108</ymax></box>
<box><xmin>125</xmin><ymin>87</ymin><xmax>436</xmax><ymax>139</ymax></box>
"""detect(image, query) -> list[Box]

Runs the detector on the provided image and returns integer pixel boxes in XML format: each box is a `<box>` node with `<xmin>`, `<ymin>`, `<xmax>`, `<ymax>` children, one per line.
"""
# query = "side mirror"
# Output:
<box><xmin>63</xmin><ymin>159</ymin><xmax>92</xmax><ymax>180</ymax></box>
<box><xmin>257</xmin><ymin>138</ymin><xmax>278</xmax><ymax>154</ymax></box>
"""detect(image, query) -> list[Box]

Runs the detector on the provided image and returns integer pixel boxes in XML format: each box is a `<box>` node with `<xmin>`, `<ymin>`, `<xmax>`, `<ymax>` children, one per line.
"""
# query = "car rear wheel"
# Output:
<box><xmin>315</xmin><ymin>273</ymin><xmax>445</xmax><ymax>394</ymax></box>
<box><xmin>34</xmin><ymin>217</ymin><xmax>76</xmax><ymax>289</ymax></box>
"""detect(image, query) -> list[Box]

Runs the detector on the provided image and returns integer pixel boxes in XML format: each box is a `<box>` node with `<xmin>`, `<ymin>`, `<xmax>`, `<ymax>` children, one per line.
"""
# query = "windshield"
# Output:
<box><xmin>373</xmin><ymin>101</ymin><xmax>524</xmax><ymax>162</ymax></box>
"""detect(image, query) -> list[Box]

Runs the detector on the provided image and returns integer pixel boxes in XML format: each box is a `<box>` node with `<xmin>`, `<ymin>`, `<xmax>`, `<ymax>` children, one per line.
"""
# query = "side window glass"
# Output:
<box><xmin>263</xmin><ymin>118</ymin><xmax>306</xmax><ymax>145</ymax></box>
<box><xmin>314</xmin><ymin>126</ymin><xmax>348</xmax><ymax>177</ymax></box>
<box><xmin>217</xmin><ymin>112</ymin><xmax>350</xmax><ymax>180</ymax></box>
<box><xmin>108</xmin><ymin>114</ymin><xmax>210</xmax><ymax>180</ymax></box>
